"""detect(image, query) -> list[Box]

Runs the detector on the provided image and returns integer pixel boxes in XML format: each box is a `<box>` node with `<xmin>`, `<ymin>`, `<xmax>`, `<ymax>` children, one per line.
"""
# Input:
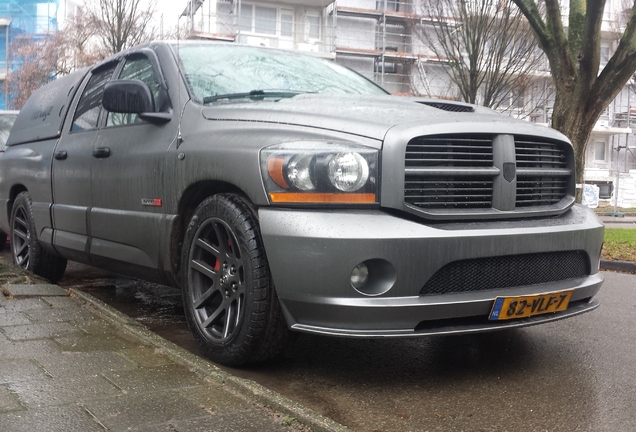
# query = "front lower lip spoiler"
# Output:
<box><xmin>290</xmin><ymin>298</ymin><xmax>599</xmax><ymax>338</ymax></box>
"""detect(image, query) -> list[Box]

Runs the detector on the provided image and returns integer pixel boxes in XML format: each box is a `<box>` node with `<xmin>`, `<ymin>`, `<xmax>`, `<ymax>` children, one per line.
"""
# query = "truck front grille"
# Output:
<box><xmin>404</xmin><ymin>134</ymin><xmax>572</xmax><ymax>213</ymax></box>
<box><xmin>419</xmin><ymin>251</ymin><xmax>590</xmax><ymax>296</ymax></box>
<box><xmin>515</xmin><ymin>136</ymin><xmax>569</xmax><ymax>207</ymax></box>
<box><xmin>404</xmin><ymin>134</ymin><xmax>494</xmax><ymax>209</ymax></box>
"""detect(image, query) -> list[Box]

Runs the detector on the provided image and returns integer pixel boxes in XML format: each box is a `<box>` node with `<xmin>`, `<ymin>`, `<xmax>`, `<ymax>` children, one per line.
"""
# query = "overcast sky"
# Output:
<box><xmin>152</xmin><ymin>1</ymin><xmax>187</xmax><ymax>31</ymax></box>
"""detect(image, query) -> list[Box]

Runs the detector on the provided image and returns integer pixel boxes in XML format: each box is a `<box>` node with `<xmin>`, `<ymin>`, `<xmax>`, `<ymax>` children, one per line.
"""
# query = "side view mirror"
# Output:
<box><xmin>102</xmin><ymin>80</ymin><xmax>171</xmax><ymax>124</ymax></box>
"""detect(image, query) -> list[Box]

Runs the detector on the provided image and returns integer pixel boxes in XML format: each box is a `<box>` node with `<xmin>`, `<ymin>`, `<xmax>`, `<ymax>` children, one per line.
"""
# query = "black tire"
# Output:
<box><xmin>0</xmin><ymin>230</ymin><xmax>6</xmax><ymax>251</ymax></box>
<box><xmin>181</xmin><ymin>194</ymin><xmax>289</xmax><ymax>366</ymax></box>
<box><xmin>11</xmin><ymin>191</ymin><xmax>67</xmax><ymax>283</ymax></box>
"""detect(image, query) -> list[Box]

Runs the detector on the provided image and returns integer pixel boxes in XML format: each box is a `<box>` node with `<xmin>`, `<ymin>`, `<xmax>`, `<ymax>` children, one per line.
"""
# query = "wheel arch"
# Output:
<box><xmin>171</xmin><ymin>180</ymin><xmax>258</xmax><ymax>280</ymax></box>
<box><xmin>6</xmin><ymin>184</ymin><xmax>28</xmax><ymax>224</ymax></box>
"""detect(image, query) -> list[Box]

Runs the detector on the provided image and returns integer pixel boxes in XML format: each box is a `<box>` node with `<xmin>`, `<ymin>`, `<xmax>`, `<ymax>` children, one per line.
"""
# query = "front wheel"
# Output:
<box><xmin>180</xmin><ymin>194</ymin><xmax>289</xmax><ymax>366</ymax></box>
<box><xmin>11</xmin><ymin>191</ymin><xmax>67</xmax><ymax>282</ymax></box>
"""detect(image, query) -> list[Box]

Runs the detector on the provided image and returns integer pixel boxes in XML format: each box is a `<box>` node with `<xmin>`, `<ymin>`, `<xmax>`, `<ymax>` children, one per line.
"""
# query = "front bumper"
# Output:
<box><xmin>259</xmin><ymin>204</ymin><xmax>604</xmax><ymax>337</ymax></box>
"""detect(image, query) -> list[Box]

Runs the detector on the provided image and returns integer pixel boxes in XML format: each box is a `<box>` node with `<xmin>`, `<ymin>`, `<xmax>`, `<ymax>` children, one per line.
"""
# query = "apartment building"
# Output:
<box><xmin>182</xmin><ymin>0</ymin><xmax>636</xmax><ymax>207</ymax></box>
<box><xmin>0</xmin><ymin>0</ymin><xmax>81</xmax><ymax>109</ymax></box>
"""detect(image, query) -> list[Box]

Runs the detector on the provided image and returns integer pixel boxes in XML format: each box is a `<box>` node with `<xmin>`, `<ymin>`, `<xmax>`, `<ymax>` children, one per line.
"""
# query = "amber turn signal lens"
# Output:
<box><xmin>267</xmin><ymin>157</ymin><xmax>289</xmax><ymax>189</ymax></box>
<box><xmin>269</xmin><ymin>192</ymin><xmax>376</xmax><ymax>204</ymax></box>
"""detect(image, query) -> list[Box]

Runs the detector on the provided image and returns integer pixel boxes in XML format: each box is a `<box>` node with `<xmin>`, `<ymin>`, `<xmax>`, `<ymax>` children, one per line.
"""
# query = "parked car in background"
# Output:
<box><xmin>0</xmin><ymin>41</ymin><xmax>604</xmax><ymax>366</ymax></box>
<box><xmin>0</xmin><ymin>110</ymin><xmax>18</xmax><ymax>249</ymax></box>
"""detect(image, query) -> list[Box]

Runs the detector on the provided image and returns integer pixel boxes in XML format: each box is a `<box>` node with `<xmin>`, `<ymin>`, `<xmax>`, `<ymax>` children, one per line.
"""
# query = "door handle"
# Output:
<box><xmin>93</xmin><ymin>147</ymin><xmax>111</xmax><ymax>158</ymax></box>
<box><xmin>54</xmin><ymin>151</ymin><xmax>68</xmax><ymax>160</ymax></box>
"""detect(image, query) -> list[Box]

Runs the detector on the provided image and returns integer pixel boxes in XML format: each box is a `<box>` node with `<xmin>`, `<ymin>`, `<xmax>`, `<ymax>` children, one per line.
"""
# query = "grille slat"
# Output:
<box><xmin>405</xmin><ymin>134</ymin><xmax>495</xmax><ymax>209</ymax></box>
<box><xmin>406</xmin><ymin>189</ymin><xmax>492</xmax><ymax>196</ymax></box>
<box><xmin>420</xmin><ymin>251</ymin><xmax>590</xmax><ymax>295</ymax></box>
<box><xmin>516</xmin><ymin>170</ymin><xmax>569</xmax><ymax>206</ymax></box>
<box><xmin>403</xmin><ymin>133</ymin><xmax>573</xmax><ymax>213</ymax></box>
<box><xmin>405</xmin><ymin>137</ymin><xmax>493</xmax><ymax>170</ymax></box>
<box><xmin>514</xmin><ymin>138</ymin><xmax>569</xmax><ymax>170</ymax></box>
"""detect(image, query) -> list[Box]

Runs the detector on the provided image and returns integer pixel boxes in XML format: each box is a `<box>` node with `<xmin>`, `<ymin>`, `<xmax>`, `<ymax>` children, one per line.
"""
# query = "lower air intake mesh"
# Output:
<box><xmin>420</xmin><ymin>251</ymin><xmax>590</xmax><ymax>295</ymax></box>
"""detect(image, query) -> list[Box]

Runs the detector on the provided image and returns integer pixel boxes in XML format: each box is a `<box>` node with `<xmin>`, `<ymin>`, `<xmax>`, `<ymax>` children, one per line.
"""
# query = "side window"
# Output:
<box><xmin>71</xmin><ymin>64</ymin><xmax>117</xmax><ymax>132</ymax></box>
<box><xmin>107</xmin><ymin>56</ymin><xmax>163</xmax><ymax>127</ymax></box>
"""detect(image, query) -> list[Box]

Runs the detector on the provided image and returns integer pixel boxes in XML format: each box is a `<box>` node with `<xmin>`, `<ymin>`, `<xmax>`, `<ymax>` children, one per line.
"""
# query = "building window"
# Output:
<box><xmin>240</xmin><ymin>4</ymin><xmax>253</xmax><ymax>31</ymax></box>
<box><xmin>600</xmin><ymin>44</ymin><xmax>610</xmax><ymax>68</ymax></box>
<box><xmin>255</xmin><ymin>6</ymin><xmax>276</xmax><ymax>35</ymax></box>
<box><xmin>594</xmin><ymin>140</ymin><xmax>607</xmax><ymax>161</ymax></box>
<box><xmin>240</xmin><ymin>4</ymin><xmax>295</xmax><ymax>39</ymax></box>
<box><xmin>281</xmin><ymin>10</ymin><xmax>294</xmax><ymax>37</ymax></box>
<box><xmin>377</xmin><ymin>1</ymin><xmax>400</xmax><ymax>11</ymax></box>
<box><xmin>304</xmin><ymin>12</ymin><xmax>321</xmax><ymax>41</ymax></box>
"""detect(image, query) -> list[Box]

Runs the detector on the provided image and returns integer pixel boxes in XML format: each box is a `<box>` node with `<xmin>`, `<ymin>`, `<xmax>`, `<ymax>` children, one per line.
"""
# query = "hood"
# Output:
<box><xmin>200</xmin><ymin>94</ymin><xmax>566</xmax><ymax>142</ymax></box>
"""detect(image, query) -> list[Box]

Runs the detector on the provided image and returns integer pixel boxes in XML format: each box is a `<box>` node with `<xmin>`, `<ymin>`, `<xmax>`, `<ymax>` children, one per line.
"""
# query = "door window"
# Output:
<box><xmin>107</xmin><ymin>56</ymin><xmax>163</xmax><ymax>127</ymax></box>
<box><xmin>71</xmin><ymin>63</ymin><xmax>117</xmax><ymax>132</ymax></box>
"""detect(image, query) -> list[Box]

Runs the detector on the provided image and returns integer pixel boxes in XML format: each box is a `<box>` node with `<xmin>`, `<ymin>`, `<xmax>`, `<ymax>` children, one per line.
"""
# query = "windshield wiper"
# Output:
<box><xmin>203</xmin><ymin>89</ymin><xmax>306</xmax><ymax>104</ymax></box>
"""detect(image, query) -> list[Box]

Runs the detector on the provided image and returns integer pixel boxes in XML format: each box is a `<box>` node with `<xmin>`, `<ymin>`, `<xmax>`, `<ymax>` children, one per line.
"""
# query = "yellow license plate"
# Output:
<box><xmin>489</xmin><ymin>291</ymin><xmax>573</xmax><ymax>321</ymax></box>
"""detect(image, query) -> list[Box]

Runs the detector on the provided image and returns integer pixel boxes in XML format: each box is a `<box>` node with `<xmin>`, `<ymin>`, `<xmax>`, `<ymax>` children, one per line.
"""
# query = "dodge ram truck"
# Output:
<box><xmin>0</xmin><ymin>41</ymin><xmax>605</xmax><ymax>366</ymax></box>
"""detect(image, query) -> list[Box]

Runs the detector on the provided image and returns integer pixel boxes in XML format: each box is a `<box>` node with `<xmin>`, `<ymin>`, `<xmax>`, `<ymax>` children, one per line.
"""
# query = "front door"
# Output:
<box><xmin>89</xmin><ymin>53</ymin><xmax>178</xmax><ymax>281</ymax></box>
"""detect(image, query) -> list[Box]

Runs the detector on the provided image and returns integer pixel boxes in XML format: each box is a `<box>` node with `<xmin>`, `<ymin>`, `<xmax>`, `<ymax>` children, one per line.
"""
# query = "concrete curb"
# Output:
<box><xmin>600</xmin><ymin>259</ymin><xmax>636</xmax><ymax>274</ymax></box>
<box><xmin>68</xmin><ymin>288</ymin><xmax>349</xmax><ymax>432</ymax></box>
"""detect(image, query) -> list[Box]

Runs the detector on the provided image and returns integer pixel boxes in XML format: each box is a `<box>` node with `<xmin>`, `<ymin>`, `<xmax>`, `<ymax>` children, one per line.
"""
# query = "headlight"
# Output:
<box><xmin>328</xmin><ymin>152</ymin><xmax>369</xmax><ymax>192</ymax></box>
<box><xmin>260</xmin><ymin>142</ymin><xmax>379</xmax><ymax>204</ymax></box>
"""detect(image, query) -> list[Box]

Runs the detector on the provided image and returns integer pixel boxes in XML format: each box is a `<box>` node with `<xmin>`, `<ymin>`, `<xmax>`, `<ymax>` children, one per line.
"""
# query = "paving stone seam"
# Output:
<box><xmin>68</xmin><ymin>288</ymin><xmax>350</xmax><ymax>432</ymax></box>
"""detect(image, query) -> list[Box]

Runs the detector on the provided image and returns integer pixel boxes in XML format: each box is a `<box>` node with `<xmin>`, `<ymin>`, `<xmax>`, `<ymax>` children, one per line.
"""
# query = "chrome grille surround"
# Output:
<box><xmin>403</xmin><ymin>133</ymin><xmax>574</xmax><ymax>219</ymax></box>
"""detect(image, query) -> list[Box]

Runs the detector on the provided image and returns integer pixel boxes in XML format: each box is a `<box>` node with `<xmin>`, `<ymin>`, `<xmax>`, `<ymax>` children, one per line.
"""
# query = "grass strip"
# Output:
<box><xmin>602</xmin><ymin>228</ymin><xmax>636</xmax><ymax>262</ymax></box>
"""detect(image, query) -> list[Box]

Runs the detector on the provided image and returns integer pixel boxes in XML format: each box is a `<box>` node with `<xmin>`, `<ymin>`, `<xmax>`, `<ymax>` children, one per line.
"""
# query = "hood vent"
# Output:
<box><xmin>419</xmin><ymin>101</ymin><xmax>475</xmax><ymax>113</ymax></box>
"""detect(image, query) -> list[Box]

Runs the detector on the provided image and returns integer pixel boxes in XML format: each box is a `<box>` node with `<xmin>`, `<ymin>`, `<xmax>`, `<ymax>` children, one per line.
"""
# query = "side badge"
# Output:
<box><xmin>142</xmin><ymin>198</ymin><xmax>163</xmax><ymax>207</ymax></box>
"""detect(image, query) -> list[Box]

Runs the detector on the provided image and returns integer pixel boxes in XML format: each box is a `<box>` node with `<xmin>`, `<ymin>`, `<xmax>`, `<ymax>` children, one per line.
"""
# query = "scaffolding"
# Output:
<box><xmin>181</xmin><ymin>0</ymin><xmax>443</xmax><ymax>94</ymax></box>
<box><xmin>0</xmin><ymin>0</ymin><xmax>59</xmax><ymax>108</ymax></box>
<box><xmin>0</xmin><ymin>0</ymin><xmax>59</xmax><ymax>35</ymax></box>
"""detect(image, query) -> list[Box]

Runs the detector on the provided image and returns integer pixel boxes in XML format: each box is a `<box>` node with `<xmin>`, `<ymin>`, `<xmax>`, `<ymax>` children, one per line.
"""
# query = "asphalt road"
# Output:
<box><xmin>3</xmin><ymin>249</ymin><xmax>635</xmax><ymax>432</ymax></box>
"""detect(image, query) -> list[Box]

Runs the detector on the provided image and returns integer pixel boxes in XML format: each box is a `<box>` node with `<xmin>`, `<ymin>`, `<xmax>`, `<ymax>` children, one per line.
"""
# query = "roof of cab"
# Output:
<box><xmin>6</xmin><ymin>69</ymin><xmax>88</xmax><ymax>146</ymax></box>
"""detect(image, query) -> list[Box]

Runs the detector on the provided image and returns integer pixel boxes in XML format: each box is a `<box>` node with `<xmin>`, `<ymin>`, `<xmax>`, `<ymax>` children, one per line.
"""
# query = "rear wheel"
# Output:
<box><xmin>11</xmin><ymin>192</ymin><xmax>67</xmax><ymax>282</ymax></box>
<box><xmin>181</xmin><ymin>194</ymin><xmax>289</xmax><ymax>366</ymax></box>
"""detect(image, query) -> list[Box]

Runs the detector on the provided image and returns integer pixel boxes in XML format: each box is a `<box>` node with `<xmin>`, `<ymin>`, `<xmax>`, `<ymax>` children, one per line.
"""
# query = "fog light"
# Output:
<box><xmin>349</xmin><ymin>259</ymin><xmax>397</xmax><ymax>296</ymax></box>
<box><xmin>351</xmin><ymin>263</ymin><xmax>369</xmax><ymax>289</ymax></box>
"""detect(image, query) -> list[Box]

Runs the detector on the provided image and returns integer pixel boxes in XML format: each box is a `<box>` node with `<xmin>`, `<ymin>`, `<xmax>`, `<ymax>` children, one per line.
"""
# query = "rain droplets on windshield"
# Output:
<box><xmin>174</xmin><ymin>44</ymin><xmax>387</xmax><ymax>103</ymax></box>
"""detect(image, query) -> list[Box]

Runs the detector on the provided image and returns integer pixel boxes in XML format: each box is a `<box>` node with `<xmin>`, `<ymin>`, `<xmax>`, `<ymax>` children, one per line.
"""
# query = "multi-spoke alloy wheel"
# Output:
<box><xmin>11</xmin><ymin>199</ymin><xmax>31</xmax><ymax>268</ymax></box>
<box><xmin>189</xmin><ymin>218</ymin><xmax>245</xmax><ymax>342</ymax></box>
<box><xmin>181</xmin><ymin>194</ymin><xmax>288</xmax><ymax>366</ymax></box>
<box><xmin>10</xmin><ymin>192</ymin><xmax>67</xmax><ymax>282</ymax></box>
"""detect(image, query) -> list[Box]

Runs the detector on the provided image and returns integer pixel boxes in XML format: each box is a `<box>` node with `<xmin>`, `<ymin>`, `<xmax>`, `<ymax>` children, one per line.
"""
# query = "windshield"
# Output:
<box><xmin>174</xmin><ymin>44</ymin><xmax>387</xmax><ymax>103</ymax></box>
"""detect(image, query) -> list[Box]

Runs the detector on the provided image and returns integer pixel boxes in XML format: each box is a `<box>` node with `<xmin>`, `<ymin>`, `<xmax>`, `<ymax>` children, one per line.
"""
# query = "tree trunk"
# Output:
<box><xmin>550</xmin><ymin>89</ymin><xmax>603</xmax><ymax>203</ymax></box>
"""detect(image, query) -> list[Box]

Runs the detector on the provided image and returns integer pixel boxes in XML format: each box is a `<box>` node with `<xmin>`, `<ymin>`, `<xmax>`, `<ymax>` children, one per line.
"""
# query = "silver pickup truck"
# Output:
<box><xmin>0</xmin><ymin>41</ymin><xmax>604</xmax><ymax>366</ymax></box>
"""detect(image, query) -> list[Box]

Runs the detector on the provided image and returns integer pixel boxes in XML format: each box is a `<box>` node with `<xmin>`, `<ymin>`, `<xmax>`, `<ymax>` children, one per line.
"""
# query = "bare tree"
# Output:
<box><xmin>511</xmin><ymin>0</ymin><xmax>636</xmax><ymax>198</ymax></box>
<box><xmin>4</xmin><ymin>0</ymin><xmax>159</xmax><ymax>109</ymax></box>
<box><xmin>418</xmin><ymin>0</ymin><xmax>545</xmax><ymax>111</ymax></box>
<box><xmin>4</xmin><ymin>7</ymin><xmax>105</xmax><ymax>109</ymax></box>
<box><xmin>62</xmin><ymin>7</ymin><xmax>111</xmax><ymax>68</ymax></box>
<box><xmin>86</xmin><ymin>0</ymin><xmax>157</xmax><ymax>55</ymax></box>
<box><xmin>5</xmin><ymin>36</ymin><xmax>57</xmax><ymax>109</ymax></box>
